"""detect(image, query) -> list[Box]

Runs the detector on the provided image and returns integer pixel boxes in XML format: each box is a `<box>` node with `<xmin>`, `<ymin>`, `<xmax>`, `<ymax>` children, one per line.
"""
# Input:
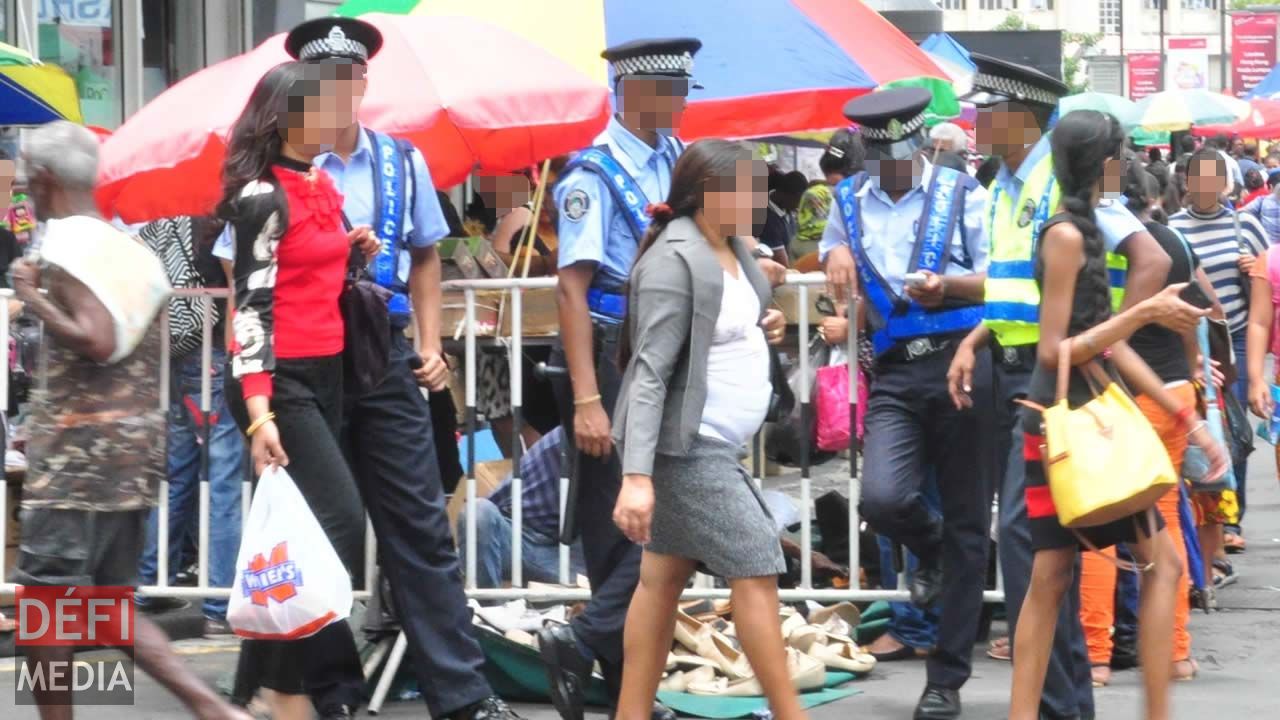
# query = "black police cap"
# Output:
<box><xmin>842</xmin><ymin>87</ymin><xmax>931</xmax><ymax>144</ymax></box>
<box><xmin>285</xmin><ymin>17</ymin><xmax>383</xmax><ymax>64</ymax></box>
<box><xmin>963</xmin><ymin>53</ymin><xmax>1067</xmax><ymax>108</ymax></box>
<box><xmin>602</xmin><ymin>37</ymin><xmax>703</xmax><ymax>88</ymax></box>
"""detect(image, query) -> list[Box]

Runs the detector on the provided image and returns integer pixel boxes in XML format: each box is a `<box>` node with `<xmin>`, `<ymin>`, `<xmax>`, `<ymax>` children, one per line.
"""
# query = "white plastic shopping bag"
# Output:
<box><xmin>228</xmin><ymin>465</ymin><xmax>353</xmax><ymax>640</ymax></box>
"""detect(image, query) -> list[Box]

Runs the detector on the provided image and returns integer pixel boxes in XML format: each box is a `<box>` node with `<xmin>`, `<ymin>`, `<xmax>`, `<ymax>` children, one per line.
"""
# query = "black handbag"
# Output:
<box><xmin>1222</xmin><ymin>389</ymin><xmax>1256</xmax><ymax>467</ymax></box>
<box><xmin>766</xmin><ymin>347</ymin><xmax>795</xmax><ymax>423</ymax></box>
<box><xmin>339</xmin><ymin>215</ymin><xmax>394</xmax><ymax>397</ymax></box>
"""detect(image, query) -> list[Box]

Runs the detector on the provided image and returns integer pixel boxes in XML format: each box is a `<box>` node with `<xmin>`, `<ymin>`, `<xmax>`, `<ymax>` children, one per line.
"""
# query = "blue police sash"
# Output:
<box><xmin>368</xmin><ymin>129</ymin><xmax>412</xmax><ymax>318</ymax></box>
<box><xmin>840</xmin><ymin>167</ymin><xmax>984</xmax><ymax>356</ymax></box>
<box><xmin>564</xmin><ymin>146</ymin><xmax>652</xmax><ymax>244</ymax></box>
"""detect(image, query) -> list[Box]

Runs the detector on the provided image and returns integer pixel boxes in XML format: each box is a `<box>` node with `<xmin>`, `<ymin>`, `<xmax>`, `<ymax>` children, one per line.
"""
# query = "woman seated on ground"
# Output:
<box><xmin>1008</xmin><ymin>109</ymin><xmax>1227</xmax><ymax>720</ymax></box>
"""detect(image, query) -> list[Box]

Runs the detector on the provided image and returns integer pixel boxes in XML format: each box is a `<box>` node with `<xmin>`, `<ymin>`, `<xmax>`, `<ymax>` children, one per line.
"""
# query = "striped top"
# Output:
<box><xmin>1169</xmin><ymin>206</ymin><xmax>1270</xmax><ymax>332</ymax></box>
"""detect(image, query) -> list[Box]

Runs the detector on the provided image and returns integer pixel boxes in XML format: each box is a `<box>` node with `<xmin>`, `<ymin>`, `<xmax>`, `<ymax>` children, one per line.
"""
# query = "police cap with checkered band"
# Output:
<box><xmin>962</xmin><ymin>53</ymin><xmax>1067</xmax><ymax>109</ymax></box>
<box><xmin>285</xmin><ymin>17</ymin><xmax>383</xmax><ymax>64</ymax></box>
<box><xmin>603</xmin><ymin>38</ymin><xmax>704</xmax><ymax>90</ymax></box>
<box><xmin>842</xmin><ymin>87</ymin><xmax>932</xmax><ymax>161</ymax></box>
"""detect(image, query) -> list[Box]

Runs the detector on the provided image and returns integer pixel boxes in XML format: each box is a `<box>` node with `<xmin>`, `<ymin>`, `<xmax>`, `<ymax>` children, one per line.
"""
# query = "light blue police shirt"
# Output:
<box><xmin>991</xmin><ymin>133</ymin><xmax>1143</xmax><ymax>253</ymax></box>
<box><xmin>555</xmin><ymin>117</ymin><xmax>682</xmax><ymax>290</ymax></box>
<box><xmin>817</xmin><ymin>162</ymin><xmax>991</xmax><ymax>297</ymax></box>
<box><xmin>212</xmin><ymin>127</ymin><xmax>448</xmax><ymax>262</ymax></box>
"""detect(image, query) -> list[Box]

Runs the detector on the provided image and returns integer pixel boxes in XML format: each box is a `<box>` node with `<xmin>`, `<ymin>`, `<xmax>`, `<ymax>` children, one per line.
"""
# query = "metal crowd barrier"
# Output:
<box><xmin>0</xmin><ymin>278</ymin><xmax>1006</xmax><ymax>606</ymax></box>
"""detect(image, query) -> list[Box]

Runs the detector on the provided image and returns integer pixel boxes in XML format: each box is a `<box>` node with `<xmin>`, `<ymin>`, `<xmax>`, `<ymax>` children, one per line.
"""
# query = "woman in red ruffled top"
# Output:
<box><xmin>216</xmin><ymin>61</ymin><xmax>378</xmax><ymax>714</ymax></box>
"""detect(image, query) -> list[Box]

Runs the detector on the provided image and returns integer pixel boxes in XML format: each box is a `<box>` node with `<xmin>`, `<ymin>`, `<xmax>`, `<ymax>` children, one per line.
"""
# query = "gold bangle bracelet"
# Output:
<box><xmin>246</xmin><ymin>412</ymin><xmax>277</xmax><ymax>437</ymax></box>
<box><xmin>574</xmin><ymin>394</ymin><xmax>602</xmax><ymax>406</ymax></box>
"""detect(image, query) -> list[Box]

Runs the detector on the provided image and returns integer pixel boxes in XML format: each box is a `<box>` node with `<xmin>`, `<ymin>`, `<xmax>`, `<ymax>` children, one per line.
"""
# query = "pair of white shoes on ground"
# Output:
<box><xmin>663</xmin><ymin>607</ymin><xmax>875</xmax><ymax>697</ymax></box>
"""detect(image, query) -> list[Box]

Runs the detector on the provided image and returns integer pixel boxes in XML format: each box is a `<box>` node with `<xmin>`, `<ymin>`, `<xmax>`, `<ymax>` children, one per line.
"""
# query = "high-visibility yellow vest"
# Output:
<box><xmin>983</xmin><ymin>152</ymin><xmax>1128</xmax><ymax>348</ymax></box>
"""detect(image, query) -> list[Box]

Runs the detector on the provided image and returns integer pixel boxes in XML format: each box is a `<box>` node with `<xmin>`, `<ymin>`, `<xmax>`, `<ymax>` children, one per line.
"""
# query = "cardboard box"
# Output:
<box><xmin>440</xmin><ymin>237</ymin><xmax>483</xmax><ymax>281</ymax></box>
<box><xmin>773</xmin><ymin>282</ymin><xmax>829</xmax><ymax>326</ymax></box>
<box><xmin>447</xmin><ymin>459</ymin><xmax>513</xmax><ymax>544</ymax></box>
<box><xmin>441</xmin><ymin>288</ymin><xmax>560</xmax><ymax>339</ymax></box>
<box><xmin>465</xmin><ymin>237</ymin><xmax>509</xmax><ymax>279</ymax></box>
<box><xmin>499</xmin><ymin>287</ymin><xmax>559</xmax><ymax>337</ymax></box>
<box><xmin>441</xmin><ymin>289</ymin><xmax>503</xmax><ymax>339</ymax></box>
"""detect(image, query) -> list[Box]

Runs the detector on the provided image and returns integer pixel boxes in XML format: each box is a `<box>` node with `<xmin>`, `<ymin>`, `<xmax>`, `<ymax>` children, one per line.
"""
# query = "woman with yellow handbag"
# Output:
<box><xmin>1007</xmin><ymin>110</ymin><xmax>1230</xmax><ymax>720</ymax></box>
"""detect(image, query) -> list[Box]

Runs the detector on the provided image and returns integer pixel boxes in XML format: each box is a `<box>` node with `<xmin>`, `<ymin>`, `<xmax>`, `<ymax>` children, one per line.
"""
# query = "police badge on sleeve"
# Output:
<box><xmin>563</xmin><ymin>189</ymin><xmax>590</xmax><ymax>222</ymax></box>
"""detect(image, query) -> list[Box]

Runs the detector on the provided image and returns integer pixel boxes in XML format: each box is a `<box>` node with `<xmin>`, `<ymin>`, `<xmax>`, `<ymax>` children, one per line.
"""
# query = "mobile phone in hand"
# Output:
<box><xmin>903</xmin><ymin>272</ymin><xmax>928</xmax><ymax>289</ymax></box>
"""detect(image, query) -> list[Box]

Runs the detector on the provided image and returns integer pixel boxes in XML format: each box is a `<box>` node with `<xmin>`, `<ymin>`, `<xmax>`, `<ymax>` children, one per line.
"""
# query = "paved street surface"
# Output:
<box><xmin>5</xmin><ymin>452</ymin><xmax>1280</xmax><ymax>718</ymax></box>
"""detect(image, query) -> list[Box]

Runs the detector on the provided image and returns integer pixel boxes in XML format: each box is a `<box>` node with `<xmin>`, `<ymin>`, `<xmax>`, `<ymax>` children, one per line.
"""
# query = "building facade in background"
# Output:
<box><xmin>937</xmin><ymin>0</ymin><xmax>1234</xmax><ymax>96</ymax></box>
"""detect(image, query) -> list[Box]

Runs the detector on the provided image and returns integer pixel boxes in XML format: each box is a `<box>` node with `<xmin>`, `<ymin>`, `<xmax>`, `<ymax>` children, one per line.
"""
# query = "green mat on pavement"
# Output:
<box><xmin>476</xmin><ymin>628</ymin><xmax>614</xmax><ymax>706</ymax></box>
<box><xmin>475</xmin><ymin>628</ymin><xmax>863</xmax><ymax>717</ymax></box>
<box><xmin>657</xmin><ymin>672</ymin><xmax>861</xmax><ymax>719</ymax></box>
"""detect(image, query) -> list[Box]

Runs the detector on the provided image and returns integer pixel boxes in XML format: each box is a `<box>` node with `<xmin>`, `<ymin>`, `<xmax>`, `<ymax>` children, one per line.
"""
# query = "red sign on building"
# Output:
<box><xmin>1233</xmin><ymin>12</ymin><xmax>1279</xmax><ymax>98</ymax></box>
<box><xmin>1129</xmin><ymin>52</ymin><xmax>1162</xmax><ymax>100</ymax></box>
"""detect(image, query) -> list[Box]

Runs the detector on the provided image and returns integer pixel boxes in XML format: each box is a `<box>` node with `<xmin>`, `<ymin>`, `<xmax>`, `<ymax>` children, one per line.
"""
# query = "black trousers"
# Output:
<box><xmin>549</xmin><ymin>331</ymin><xmax>640</xmax><ymax>698</ymax></box>
<box><xmin>342</xmin><ymin>331</ymin><xmax>492</xmax><ymax>717</ymax></box>
<box><xmin>227</xmin><ymin>356</ymin><xmax>367</xmax><ymax>711</ymax></box>
<box><xmin>993</xmin><ymin>358</ymin><xmax>1094</xmax><ymax>720</ymax></box>
<box><xmin>859</xmin><ymin>344</ymin><xmax>994</xmax><ymax>690</ymax></box>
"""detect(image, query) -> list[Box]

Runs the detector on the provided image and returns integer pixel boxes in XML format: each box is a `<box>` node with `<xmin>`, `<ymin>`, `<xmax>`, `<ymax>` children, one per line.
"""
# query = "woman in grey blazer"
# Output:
<box><xmin>609</xmin><ymin>141</ymin><xmax>805</xmax><ymax>720</ymax></box>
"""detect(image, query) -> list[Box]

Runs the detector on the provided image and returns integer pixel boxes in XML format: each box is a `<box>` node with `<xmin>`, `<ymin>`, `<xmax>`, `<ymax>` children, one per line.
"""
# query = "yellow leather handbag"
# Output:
<box><xmin>1037</xmin><ymin>340</ymin><xmax>1176</xmax><ymax>529</ymax></box>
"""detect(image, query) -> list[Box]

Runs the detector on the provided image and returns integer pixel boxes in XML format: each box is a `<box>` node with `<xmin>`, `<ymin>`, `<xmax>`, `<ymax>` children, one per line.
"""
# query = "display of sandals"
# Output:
<box><xmin>658</xmin><ymin>604</ymin><xmax>877</xmax><ymax>697</ymax></box>
<box><xmin>476</xmin><ymin>598</ymin><xmax>876</xmax><ymax>699</ymax></box>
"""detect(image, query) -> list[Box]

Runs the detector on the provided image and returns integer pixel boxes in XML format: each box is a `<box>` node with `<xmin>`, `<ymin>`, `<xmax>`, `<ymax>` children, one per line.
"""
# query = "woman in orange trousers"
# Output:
<box><xmin>1078</xmin><ymin>388</ymin><xmax>1196</xmax><ymax>686</ymax></box>
<box><xmin>1079</xmin><ymin>168</ymin><xmax>1209</xmax><ymax>686</ymax></box>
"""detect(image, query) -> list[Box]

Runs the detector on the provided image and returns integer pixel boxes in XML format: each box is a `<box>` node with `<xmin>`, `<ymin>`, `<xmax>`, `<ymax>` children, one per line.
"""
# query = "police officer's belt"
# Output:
<box><xmin>996</xmin><ymin>344</ymin><xmax>1036</xmax><ymax>368</ymax></box>
<box><xmin>879</xmin><ymin>336</ymin><xmax>954</xmax><ymax>365</ymax></box>
<box><xmin>587</xmin><ymin>288</ymin><xmax>627</xmax><ymax>320</ymax></box>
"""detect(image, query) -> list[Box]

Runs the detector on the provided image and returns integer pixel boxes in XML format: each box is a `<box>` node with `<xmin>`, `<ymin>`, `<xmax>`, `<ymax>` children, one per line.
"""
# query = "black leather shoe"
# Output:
<box><xmin>913</xmin><ymin>685</ymin><xmax>961</xmax><ymax>720</ymax></box>
<box><xmin>537</xmin><ymin>624</ymin><xmax>592</xmax><ymax>720</ymax></box>
<box><xmin>910</xmin><ymin>555</ymin><xmax>944</xmax><ymax>609</ymax></box>
<box><xmin>453</xmin><ymin>696</ymin><xmax>523</xmax><ymax>720</ymax></box>
<box><xmin>318</xmin><ymin>705</ymin><xmax>353</xmax><ymax>720</ymax></box>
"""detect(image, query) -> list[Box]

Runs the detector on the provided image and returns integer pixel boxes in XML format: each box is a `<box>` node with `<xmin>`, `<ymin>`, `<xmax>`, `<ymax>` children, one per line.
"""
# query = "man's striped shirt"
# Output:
<box><xmin>1169</xmin><ymin>206</ymin><xmax>1270</xmax><ymax>332</ymax></box>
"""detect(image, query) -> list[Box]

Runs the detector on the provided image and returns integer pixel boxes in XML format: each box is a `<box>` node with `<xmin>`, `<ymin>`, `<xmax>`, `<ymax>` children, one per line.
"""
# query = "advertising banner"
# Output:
<box><xmin>1129</xmin><ymin>52</ymin><xmax>1162</xmax><ymax>100</ymax></box>
<box><xmin>1167</xmin><ymin>37</ymin><xmax>1210</xmax><ymax>91</ymax></box>
<box><xmin>1233</xmin><ymin>12</ymin><xmax>1278</xmax><ymax>98</ymax></box>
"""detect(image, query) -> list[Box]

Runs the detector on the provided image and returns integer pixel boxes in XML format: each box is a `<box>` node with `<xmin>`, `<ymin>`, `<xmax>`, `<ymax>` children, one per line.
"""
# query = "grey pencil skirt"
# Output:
<box><xmin>647</xmin><ymin>434</ymin><xmax>787</xmax><ymax>579</ymax></box>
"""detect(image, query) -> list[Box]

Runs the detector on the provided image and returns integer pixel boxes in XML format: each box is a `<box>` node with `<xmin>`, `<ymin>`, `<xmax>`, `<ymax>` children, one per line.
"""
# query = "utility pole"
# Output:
<box><xmin>1158</xmin><ymin>0</ymin><xmax>1166</xmax><ymax>91</ymax></box>
<box><xmin>1119</xmin><ymin>0</ymin><xmax>1126</xmax><ymax>95</ymax></box>
<box><xmin>1221</xmin><ymin>0</ymin><xmax>1229</xmax><ymax>92</ymax></box>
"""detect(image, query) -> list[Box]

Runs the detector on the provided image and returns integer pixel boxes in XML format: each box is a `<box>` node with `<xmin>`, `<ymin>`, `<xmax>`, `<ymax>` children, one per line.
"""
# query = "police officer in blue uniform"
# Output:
<box><xmin>221</xmin><ymin>18</ymin><xmax>522</xmax><ymax>720</ymax></box>
<box><xmin>821</xmin><ymin>88</ymin><xmax>994</xmax><ymax>720</ymax></box>
<box><xmin>537</xmin><ymin>38</ymin><xmax>701</xmax><ymax>720</ymax></box>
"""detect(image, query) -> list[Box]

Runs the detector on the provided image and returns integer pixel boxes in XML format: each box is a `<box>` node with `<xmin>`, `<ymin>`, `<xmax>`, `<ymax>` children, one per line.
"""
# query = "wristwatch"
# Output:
<box><xmin>753</xmin><ymin>243</ymin><xmax>775</xmax><ymax>260</ymax></box>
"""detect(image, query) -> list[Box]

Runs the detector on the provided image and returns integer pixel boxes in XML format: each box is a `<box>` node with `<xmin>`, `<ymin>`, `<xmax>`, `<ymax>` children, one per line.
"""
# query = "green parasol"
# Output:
<box><xmin>880</xmin><ymin>76</ymin><xmax>961</xmax><ymax>127</ymax></box>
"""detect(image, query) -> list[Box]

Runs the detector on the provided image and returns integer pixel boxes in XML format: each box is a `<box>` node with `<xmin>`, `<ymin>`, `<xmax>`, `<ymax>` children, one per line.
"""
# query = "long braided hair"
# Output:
<box><xmin>1046</xmin><ymin>110</ymin><xmax>1125</xmax><ymax>333</ymax></box>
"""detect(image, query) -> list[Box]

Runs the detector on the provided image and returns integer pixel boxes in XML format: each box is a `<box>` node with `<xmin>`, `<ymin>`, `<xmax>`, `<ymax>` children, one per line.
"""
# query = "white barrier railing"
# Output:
<box><xmin>0</xmin><ymin>277</ymin><xmax>1005</xmax><ymax>606</ymax></box>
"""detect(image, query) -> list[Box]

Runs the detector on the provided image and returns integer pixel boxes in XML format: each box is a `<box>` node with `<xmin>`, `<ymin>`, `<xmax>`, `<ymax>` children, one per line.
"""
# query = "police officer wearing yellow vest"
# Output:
<box><xmin>822</xmin><ymin>88</ymin><xmax>993</xmax><ymax>720</ymax></box>
<box><xmin>946</xmin><ymin>55</ymin><xmax>1194</xmax><ymax>720</ymax></box>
